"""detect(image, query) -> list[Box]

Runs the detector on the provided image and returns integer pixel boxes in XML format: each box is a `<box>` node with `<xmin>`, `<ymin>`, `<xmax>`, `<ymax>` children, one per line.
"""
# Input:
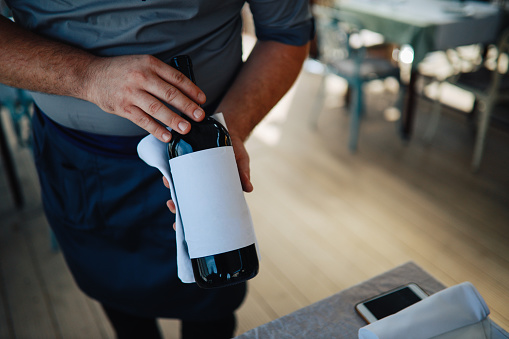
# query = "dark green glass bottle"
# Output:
<box><xmin>167</xmin><ymin>55</ymin><xmax>259</xmax><ymax>288</ymax></box>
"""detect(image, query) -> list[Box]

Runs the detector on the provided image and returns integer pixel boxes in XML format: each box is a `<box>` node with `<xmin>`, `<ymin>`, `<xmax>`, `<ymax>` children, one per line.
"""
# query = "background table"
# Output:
<box><xmin>235</xmin><ymin>262</ymin><xmax>509</xmax><ymax>338</ymax></box>
<box><xmin>334</xmin><ymin>0</ymin><xmax>502</xmax><ymax>138</ymax></box>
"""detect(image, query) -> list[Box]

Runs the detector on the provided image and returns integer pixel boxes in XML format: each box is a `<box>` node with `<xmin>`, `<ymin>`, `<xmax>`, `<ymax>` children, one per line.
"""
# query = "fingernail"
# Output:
<box><xmin>162</xmin><ymin>133</ymin><xmax>171</xmax><ymax>142</ymax></box>
<box><xmin>198</xmin><ymin>92</ymin><xmax>205</xmax><ymax>102</ymax></box>
<box><xmin>193</xmin><ymin>109</ymin><xmax>204</xmax><ymax>119</ymax></box>
<box><xmin>178</xmin><ymin>121</ymin><xmax>189</xmax><ymax>132</ymax></box>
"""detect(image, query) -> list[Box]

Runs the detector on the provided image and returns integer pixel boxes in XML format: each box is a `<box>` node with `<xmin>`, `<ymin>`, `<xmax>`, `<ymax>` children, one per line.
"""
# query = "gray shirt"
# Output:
<box><xmin>5</xmin><ymin>0</ymin><xmax>313</xmax><ymax>135</ymax></box>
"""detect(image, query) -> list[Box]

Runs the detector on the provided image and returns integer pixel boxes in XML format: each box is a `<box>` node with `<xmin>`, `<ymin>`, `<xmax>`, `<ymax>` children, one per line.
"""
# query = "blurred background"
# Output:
<box><xmin>1</xmin><ymin>1</ymin><xmax>508</xmax><ymax>338</ymax></box>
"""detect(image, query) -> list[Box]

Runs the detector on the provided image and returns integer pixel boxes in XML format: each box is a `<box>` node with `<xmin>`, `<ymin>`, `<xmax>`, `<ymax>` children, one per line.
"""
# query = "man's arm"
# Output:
<box><xmin>216</xmin><ymin>40</ymin><xmax>310</xmax><ymax>192</ymax></box>
<box><xmin>165</xmin><ymin>40</ymin><xmax>308</xmax><ymax>216</ymax></box>
<box><xmin>0</xmin><ymin>16</ymin><xmax>205</xmax><ymax>141</ymax></box>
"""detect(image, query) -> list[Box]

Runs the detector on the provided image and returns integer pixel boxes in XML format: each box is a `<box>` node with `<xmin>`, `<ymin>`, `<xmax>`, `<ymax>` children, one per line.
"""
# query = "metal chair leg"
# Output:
<box><xmin>423</xmin><ymin>82</ymin><xmax>444</xmax><ymax>143</ymax></box>
<box><xmin>348</xmin><ymin>81</ymin><xmax>363</xmax><ymax>152</ymax></box>
<box><xmin>471</xmin><ymin>98</ymin><xmax>494</xmax><ymax>172</ymax></box>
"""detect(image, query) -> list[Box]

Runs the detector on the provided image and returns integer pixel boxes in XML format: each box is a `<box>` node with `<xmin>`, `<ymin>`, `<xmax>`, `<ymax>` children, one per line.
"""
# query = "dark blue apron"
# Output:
<box><xmin>31</xmin><ymin>107</ymin><xmax>246</xmax><ymax>320</ymax></box>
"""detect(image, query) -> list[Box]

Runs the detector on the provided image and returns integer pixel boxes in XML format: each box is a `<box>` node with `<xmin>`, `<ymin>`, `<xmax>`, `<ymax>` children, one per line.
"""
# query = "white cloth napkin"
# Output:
<box><xmin>137</xmin><ymin>113</ymin><xmax>257</xmax><ymax>283</ymax></box>
<box><xmin>358</xmin><ymin>282</ymin><xmax>491</xmax><ymax>339</ymax></box>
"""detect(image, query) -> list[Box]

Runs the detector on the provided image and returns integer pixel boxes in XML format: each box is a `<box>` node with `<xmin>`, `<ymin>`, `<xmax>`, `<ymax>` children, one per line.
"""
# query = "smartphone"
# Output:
<box><xmin>355</xmin><ymin>283</ymin><xmax>429</xmax><ymax>323</ymax></box>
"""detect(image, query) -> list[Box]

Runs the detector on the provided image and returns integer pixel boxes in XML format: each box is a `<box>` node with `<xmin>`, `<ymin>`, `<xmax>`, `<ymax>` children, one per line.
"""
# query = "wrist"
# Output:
<box><xmin>219</xmin><ymin>110</ymin><xmax>254</xmax><ymax>143</ymax></box>
<box><xmin>81</xmin><ymin>55</ymin><xmax>107</xmax><ymax>104</ymax></box>
<box><xmin>228</xmin><ymin>130</ymin><xmax>249</xmax><ymax>143</ymax></box>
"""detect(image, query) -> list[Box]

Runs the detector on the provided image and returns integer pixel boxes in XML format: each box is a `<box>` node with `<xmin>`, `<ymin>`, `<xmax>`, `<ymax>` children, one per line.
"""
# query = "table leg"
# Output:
<box><xmin>0</xmin><ymin>113</ymin><xmax>24</xmax><ymax>208</ymax></box>
<box><xmin>401</xmin><ymin>69</ymin><xmax>419</xmax><ymax>140</ymax></box>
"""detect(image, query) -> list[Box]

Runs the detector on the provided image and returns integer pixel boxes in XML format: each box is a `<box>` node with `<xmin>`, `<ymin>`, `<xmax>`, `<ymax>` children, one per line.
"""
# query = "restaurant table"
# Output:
<box><xmin>235</xmin><ymin>261</ymin><xmax>509</xmax><ymax>339</ymax></box>
<box><xmin>334</xmin><ymin>0</ymin><xmax>503</xmax><ymax>139</ymax></box>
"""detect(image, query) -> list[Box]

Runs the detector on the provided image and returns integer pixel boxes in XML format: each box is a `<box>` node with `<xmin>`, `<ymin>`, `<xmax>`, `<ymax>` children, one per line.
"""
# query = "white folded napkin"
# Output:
<box><xmin>358</xmin><ymin>282</ymin><xmax>491</xmax><ymax>339</ymax></box>
<box><xmin>137</xmin><ymin>113</ymin><xmax>257</xmax><ymax>283</ymax></box>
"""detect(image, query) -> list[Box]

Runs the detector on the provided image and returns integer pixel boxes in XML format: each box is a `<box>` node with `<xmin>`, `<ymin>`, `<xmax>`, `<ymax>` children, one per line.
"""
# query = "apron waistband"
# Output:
<box><xmin>35</xmin><ymin>106</ymin><xmax>148</xmax><ymax>159</ymax></box>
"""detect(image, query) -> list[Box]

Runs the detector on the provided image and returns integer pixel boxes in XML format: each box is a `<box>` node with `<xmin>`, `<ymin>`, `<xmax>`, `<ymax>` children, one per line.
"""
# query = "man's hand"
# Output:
<box><xmin>0</xmin><ymin>16</ymin><xmax>206</xmax><ymax>143</ymax></box>
<box><xmin>231</xmin><ymin>135</ymin><xmax>254</xmax><ymax>193</ymax></box>
<box><xmin>162</xmin><ymin>176</ymin><xmax>177</xmax><ymax>231</ymax></box>
<box><xmin>85</xmin><ymin>55</ymin><xmax>207</xmax><ymax>142</ymax></box>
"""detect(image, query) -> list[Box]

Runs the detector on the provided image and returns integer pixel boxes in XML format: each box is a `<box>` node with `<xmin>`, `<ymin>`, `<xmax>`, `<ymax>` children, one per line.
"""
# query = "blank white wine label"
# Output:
<box><xmin>169</xmin><ymin>146</ymin><xmax>256</xmax><ymax>259</ymax></box>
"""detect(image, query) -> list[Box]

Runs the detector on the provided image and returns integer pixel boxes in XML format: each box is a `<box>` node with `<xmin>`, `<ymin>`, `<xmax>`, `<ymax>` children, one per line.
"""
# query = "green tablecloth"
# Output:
<box><xmin>335</xmin><ymin>0</ymin><xmax>502</xmax><ymax>65</ymax></box>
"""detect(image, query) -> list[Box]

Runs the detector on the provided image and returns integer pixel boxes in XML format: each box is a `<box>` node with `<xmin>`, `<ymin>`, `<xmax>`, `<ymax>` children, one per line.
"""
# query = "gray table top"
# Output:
<box><xmin>235</xmin><ymin>261</ymin><xmax>508</xmax><ymax>339</ymax></box>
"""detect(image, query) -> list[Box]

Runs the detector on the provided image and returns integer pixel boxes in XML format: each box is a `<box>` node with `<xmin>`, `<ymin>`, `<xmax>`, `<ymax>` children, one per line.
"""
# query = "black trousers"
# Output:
<box><xmin>101</xmin><ymin>304</ymin><xmax>237</xmax><ymax>339</ymax></box>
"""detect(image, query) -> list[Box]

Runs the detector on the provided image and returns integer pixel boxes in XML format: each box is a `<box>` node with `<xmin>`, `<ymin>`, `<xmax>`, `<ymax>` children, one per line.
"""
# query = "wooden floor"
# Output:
<box><xmin>1</xmin><ymin>65</ymin><xmax>508</xmax><ymax>338</ymax></box>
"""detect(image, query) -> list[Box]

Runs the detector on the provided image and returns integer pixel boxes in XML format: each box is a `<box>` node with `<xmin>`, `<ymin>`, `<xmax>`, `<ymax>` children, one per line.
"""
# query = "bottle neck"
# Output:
<box><xmin>169</xmin><ymin>55</ymin><xmax>196</xmax><ymax>84</ymax></box>
<box><xmin>169</xmin><ymin>55</ymin><xmax>201</xmax><ymax>118</ymax></box>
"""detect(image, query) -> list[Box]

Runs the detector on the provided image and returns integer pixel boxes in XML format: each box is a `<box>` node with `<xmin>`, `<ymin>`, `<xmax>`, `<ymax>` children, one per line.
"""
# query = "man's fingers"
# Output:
<box><xmin>134</xmin><ymin>91</ymin><xmax>194</xmax><ymax>135</ymax></box>
<box><xmin>236</xmin><ymin>148</ymin><xmax>253</xmax><ymax>192</ymax></box>
<box><xmin>156</xmin><ymin>63</ymin><xmax>207</xmax><ymax>106</ymax></box>
<box><xmin>166</xmin><ymin>199</ymin><xmax>176</xmax><ymax>214</ymax></box>
<box><xmin>163</xmin><ymin>177</ymin><xmax>177</xmax><ymax>223</ymax></box>
<box><xmin>230</xmin><ymin>135</ymin><xmax>253</xmax><ymax>193</ymax></box>
<box><xmin>240</xmin><ymin>171</ymin><xmax>254</xmax><ymax>193</ymax></box>
<box><xmin>89</xmin><ymin>55</ymin><xmax>208</xmax><ymax>142</ymax></box>
<box><xmin>124</xmin><ymin>105</ymin><xmax>173</xmax><ymax>142</ymax></box>
<box><xmin>162</xmin><ymin>176</ymin><xmax>170</xmax><ymax>188</ymax></box>
<box><xmin>144</xmin><ymin>77</ymin><xmax>205</xmax><ymax>124</ymax></box>
<box><xmin>162</xmin><ymin>177</ymin><xmax>176</xmax><ymax>213</ymax></box>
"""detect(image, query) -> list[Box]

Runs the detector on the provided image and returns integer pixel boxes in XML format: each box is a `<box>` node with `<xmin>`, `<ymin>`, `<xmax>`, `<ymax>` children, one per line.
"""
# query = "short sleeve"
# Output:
<box><xmin>1</xmin><ymin>0</ymin><xmax>12</xmax><ymax>17</ymax></box>
<box><xmin>247</xmin><ymin>0</ymin><xmax>315</xmax><ymax>46</ymax></box>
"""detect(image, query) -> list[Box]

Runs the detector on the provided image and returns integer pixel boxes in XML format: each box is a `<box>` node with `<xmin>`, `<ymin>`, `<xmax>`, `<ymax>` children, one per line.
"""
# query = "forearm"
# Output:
<box><xmin>0</xmin><ymin>16</ymin><xmax>96</xmax><ymax>100</ymax></box>
<box><xmin>217</xmin><ymin>40</ymin><xmax>310</xmax><ymax>141</ymax></box>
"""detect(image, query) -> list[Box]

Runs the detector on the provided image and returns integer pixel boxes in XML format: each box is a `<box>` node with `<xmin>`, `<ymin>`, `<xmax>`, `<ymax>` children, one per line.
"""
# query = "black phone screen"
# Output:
<box><xmin>363</xmin><ymin>287</ymin><xmax>422</xmax><ymax>320</ymax></box>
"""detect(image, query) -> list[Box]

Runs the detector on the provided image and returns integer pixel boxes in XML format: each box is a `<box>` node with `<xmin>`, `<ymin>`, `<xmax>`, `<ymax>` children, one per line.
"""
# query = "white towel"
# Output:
<box><xmin>358</xmin><ymin>282</ymin><xmax>492</xmax><ymax>339</ymax></box>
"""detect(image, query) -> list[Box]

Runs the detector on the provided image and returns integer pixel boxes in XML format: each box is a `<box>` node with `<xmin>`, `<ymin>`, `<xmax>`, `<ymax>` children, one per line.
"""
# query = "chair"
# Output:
<box><xmin>424</xmin><ymin>28</ymin><xmax>509</xmax><ymax>172</ymax></box>
<box><xmin>310</xmin><ymin>4</ymin><xmax>402</xmax><ymax>152</ymax></box>
<box><xmin>0</xmin><ymin>84</ymin><xmax>59</xmax><ymax>250</ymax></box>
<box><xmin>0</xmin><ymin>84</ymin><xmax>32</xmax><ymax>208</ymax></box>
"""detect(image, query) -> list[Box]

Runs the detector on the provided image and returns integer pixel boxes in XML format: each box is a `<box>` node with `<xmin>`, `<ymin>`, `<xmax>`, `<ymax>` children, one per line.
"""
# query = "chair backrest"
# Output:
<box><xmin>496</xmin><ymin>28</ymin><xmax>509</xmax><ymax>71</ymax></box>
<box><xmin>312</xmin><ymin>5</ymin><xmax>367</xmax><ymax>65</ymax></box>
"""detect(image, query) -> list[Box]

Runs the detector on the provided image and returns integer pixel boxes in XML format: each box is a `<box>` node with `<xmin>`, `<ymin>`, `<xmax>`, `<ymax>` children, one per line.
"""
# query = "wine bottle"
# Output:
<box><xmin>167</xmin><ymin>55</ymin><xmax>259</xmax><ymax>289</ymax></box>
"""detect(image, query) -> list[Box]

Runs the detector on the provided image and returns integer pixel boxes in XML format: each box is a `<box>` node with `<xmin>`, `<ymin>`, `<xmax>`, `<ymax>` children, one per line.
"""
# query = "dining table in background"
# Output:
<box><xmin>334</xmin><ymin>0</ymin><xmax>503</xmax><ymax>139</ymax></box>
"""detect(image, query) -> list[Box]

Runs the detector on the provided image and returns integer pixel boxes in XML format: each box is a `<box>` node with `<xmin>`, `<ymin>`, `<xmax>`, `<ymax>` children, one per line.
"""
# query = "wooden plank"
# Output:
<box><xmin>0</xmin><ymin>267</ymin><xmax>14</xmax><ymax>339</ymax></box>
<box><xmin>0</xmin><ymin>219</ymin><xmax>58</xmax><ymax>338</ymax></box>
<box><xmin>24</xmin><ymin>213</ymin><xmax>110</xmax><ymax>339</ymax></box>
<box><xmin>159</xmin><ymin>318</ymin><xmax>180</xmax><ymax>339</ymax></box>
<box><xmin>358</xmin><ymin>103</ymin><xmax>509</xmax><ymax>241</ymax></box>
<box><xmin>236</xmin><ymin>287</ymin><xmax>276</xmax><ymax>334</ymax></box>
<box><xmin>360</xmin><ymin>137</ymin><xmax>509</xmax><ymax>255</ymax></box>
<box><xmin>84</xmin><ymin>299</ymin><xmax>116</xmax><ymax>339</ymax></box>
<box><xmin>244</xmin><ymin>205</ymin><xmax>313</xmax><ymax>320</ymax></box>
<box><xmin>250</xmin><ymin>187</ymin><xmax>368</xmax><ymax>290</ymax></box>
<box><xmin>248</xmin><ymin>261</ymin><xmax>306</xmax><ymax>319</ymax></box>
<box><xmin>341</xmin><ymin>154</ymin><xmax>509</xmax><ymax>303</ymax></box>
<box><xmin>251</xmin><ymin>153</ymin><xmax>402</xmax><ymax>275</ymax></box>
<box><xmin>250</xmin><ymin>208</ymin><xmax>339</xmax><ymax>303</ymax></box>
